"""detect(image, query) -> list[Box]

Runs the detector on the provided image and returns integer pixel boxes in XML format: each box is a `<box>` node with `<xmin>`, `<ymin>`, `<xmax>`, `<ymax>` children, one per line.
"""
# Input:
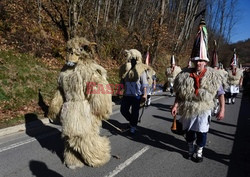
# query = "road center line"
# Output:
<box><xmin>104</xmin><ymin>145</ymin><xmax>150</xmax><ymax>177</ymax></box>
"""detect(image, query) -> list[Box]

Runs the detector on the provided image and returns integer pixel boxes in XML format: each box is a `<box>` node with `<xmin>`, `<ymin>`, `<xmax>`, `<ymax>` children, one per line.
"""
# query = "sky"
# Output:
<box><xmin>230</xmin><ymin>0</ymin><xmax>250</xmax><ymax>43</ymax></box>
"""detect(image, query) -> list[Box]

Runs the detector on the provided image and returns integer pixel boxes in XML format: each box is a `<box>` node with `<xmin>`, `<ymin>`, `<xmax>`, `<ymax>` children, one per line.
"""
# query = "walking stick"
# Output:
<box><xmin>171</xmin><ymin>115</ymin><xmax>177</xmax><ymax>131</ymax></box>
<box><xmin>103</xmin><ymin>120</ymin><xmax>129</xmax><ymax>133</ymax></box>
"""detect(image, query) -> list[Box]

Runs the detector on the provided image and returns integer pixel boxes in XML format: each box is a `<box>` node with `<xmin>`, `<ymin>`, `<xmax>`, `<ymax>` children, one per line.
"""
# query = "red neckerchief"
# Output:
<box><xmin>189</xmin><ymin>68</ymin><xmax>207</xmax><ymax>96</ymax></box>
<box><xmin>171</xmin><ymin>66</ymin><xmax>175</xmax><ymax>73</ymax></box>
<box><xmin>232</xmin><ymin>67</ymin><xmax>236</xmax><ymax>76</ymax></box>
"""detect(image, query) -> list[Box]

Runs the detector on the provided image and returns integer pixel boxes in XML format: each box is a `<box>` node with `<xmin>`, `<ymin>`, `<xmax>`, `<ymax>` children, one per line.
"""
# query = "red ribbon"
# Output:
<box><xmin>189</xmin><ymin>68</ymin><xmax>207</xmax><ymax>96</ymax></box>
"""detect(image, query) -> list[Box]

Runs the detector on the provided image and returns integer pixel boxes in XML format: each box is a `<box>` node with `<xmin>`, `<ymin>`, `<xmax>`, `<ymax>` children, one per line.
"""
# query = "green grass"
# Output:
<box><xmin>0</xmin><ymin>50</ymin><xmax>61</xmax><ymax>128</ymax></box>
<box><xmin>0</xmin><ymin>49</ymin><xmax>169</xmax><ymax>129</ymax></box>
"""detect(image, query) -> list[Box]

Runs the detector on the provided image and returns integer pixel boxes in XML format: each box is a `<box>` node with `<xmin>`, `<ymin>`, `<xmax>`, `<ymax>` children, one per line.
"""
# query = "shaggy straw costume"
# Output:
<box><xmin>120</xmin><ymin>49</ymin><xmax>150</xmax><ymax>82</ymax></box>
<box><xmin>227</xmin><ymin>69</ymin><xmax>243</xmax><ymax>85</ymax></box>
<box><xmin>48</xmin><ymin>37</ymin><xmax>112</xmax><ymax>169</ymax></box>
<box><xmin>174</xmin><ymin>67</ymin><xmax>225</xmax><ymax>119</ymax></box>
<box><xmin>166</xmin><ymin>66</ymin><xmax>182</xmax><ymax>88</ymax></box>
<box><xmin>119</xmin><ymin>49</ymin><xmax>150</xmax><ymax>133</ymax></box>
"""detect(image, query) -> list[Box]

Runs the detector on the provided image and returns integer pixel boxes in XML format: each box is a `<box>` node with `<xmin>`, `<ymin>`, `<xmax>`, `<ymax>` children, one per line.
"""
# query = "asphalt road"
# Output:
<box><xmin>0</xmin><ymin>91</ymin><xmax>249</xmax><ymax>177</ymax></box>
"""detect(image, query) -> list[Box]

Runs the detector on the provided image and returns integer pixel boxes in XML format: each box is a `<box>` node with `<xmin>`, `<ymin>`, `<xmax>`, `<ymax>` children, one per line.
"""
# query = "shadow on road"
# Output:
<box><xmin>149</xmin><ymin>102</ymin><xmax>172</xmax><ymax>112</ymax></box>
<box><xmin>25</xmin><ymin>113</ymin><xmax>64</xmax><ymax>162</ymax></box>
<box><xmin>227</xmin><ymin>93</ymin><xmax>250</xmax><ymax>177</ymax></box>
<box><xmin>103</xmin><ymin>98</ymin><xmax>236</xmax><ymax>166</ymax></box>
<box><xmin>209</xmin><ymin>128</ymin><xmax>235</xmax><ymax>141</ymax></box>
<box><xmin>30</xmin><ymin>160</ymin><xmax>63</xmax><ymax>177</ymax></box>
<box><xmin>102</xmin><ymin>118</ymin><xmax>188</xmax><ymax>159</ymax></box>
<box><xmin>211</xmin><ymin>119</ymin><xmax>237</xmax><ymax>127</ymax></box>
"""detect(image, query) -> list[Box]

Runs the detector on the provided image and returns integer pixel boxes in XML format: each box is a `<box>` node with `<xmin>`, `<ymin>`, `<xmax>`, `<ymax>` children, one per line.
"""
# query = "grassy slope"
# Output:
<box><xmin>0</xmin><ymin>50</ymin><xmax>61</xmax><ymax>128</ymax></box>
<box><xmin>0</xmin><ymin>49</ymin><xmax>168</xmax><ymax>129</ymax></box>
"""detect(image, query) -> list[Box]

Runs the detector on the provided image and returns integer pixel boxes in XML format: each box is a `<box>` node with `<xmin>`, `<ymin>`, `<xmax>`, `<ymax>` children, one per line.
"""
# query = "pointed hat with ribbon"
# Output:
<box><xmin>211</xmin><ymin>40</ymin><xmax>219</xmax><ymax>68</ymax></box>
<box><xmin>171</xmin><ymin>55</ymin><xmax>175</xmax><ymax>65</ymax></box>
<box><xmin>190</xmin><ymin>17</ymin><xmax>209</xmax><ymax>62</ymax></box>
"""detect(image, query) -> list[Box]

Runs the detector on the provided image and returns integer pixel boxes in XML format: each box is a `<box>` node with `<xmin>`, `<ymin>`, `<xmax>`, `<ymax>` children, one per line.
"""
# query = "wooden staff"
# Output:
<box><xmin>103</xmin><ymin>120</ymin><xmax>128</xmax><ymax>133</ymax></box>
<box><xmin>171</xmin><ymin>115</ymin><xmax>177</xmax><ymax>131</ymax></box>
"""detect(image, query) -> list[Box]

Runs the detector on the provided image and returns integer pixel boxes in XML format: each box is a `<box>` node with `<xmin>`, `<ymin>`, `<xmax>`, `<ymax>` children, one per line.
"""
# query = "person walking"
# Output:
<box><xmin>119</xmin><ymin>49</ymin><xmax>148</xmax><ymax>134</ymax></box>
<box><xmin>171</xmin><ymin>18</ymin><xmax>225</xmax><ymax>162</ymax></box>
<box><xmin>165</xmin><ymin>55</ymin><xmax>182</xmax><ymax>96</ymax></box>
<box><xmin>225</xmin><ymin>49</ymin><xmax>243</xmax><ymax>104</ymax></box>
<box><xmin>146</xmin><ymin>68</ymin><xmax>157</xmax><ymax>106</ymax></box>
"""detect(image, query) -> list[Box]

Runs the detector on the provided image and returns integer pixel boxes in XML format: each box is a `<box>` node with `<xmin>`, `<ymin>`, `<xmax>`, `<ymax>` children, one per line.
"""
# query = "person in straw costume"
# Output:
<box><xmin>171</xmin><ymin>18</ymin><xmax>225</xmax><ymax>162</ymax></box>
<box><xmin>165</xmin><ymin>55</ymin><xmax>182</xmax><ymax>96</ymax></box>
<box><xmin>119</xmin><ymin>49</ymin><xmax>149</xmax><ymax>134</ymax></box>
<box><xmin>48</xmin><ymin>37</ymin><xmax>112</xmax><ymax>169</ymax></box>
<box><xmin>224</xmin><ymin>49</ymin><xmax>243</xmax><ymax>104</ymax></box>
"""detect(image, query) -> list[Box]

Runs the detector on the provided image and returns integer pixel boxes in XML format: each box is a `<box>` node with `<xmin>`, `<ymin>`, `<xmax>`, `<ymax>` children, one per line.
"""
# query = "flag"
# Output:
<box><xmin>145</xmin><ymin>51</ymin><xmax>150</xmax><ymax>65</ymax></box>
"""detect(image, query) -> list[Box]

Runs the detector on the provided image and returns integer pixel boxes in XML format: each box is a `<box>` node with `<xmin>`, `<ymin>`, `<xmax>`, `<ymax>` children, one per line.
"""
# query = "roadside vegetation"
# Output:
<box><xmin>0</xmin><ymin>50</ymin><xmax>61</xmax><ymax>128</ymax></box>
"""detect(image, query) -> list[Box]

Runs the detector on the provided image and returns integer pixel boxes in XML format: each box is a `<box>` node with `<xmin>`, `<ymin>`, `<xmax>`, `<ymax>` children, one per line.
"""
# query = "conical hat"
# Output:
<box><xmin>187</xmin><ymin>59</ymin><xmax>192</xmax><ymax>68</ymax></box>
<box><xmin>230</xmin><ymin>48</ymin><xmax>238</xmax><ymax>66</ymax></box>
<box><xmin>219</xmin><ymin>62</ymin><xmax>224</xmax><ymax>69</ymax></box>
<box><xmin>211</xmin><ymin>40</ymin><xmax>219</xmax><ymax>68</ymax></box>
<box><xmin>171</xmin><ymin>55</ymin><xmax>175</xmax><ymax>65</ymax></box>
<box><xmin>190</xmin><ymin>18</ymin><xmax>209</xmax><ymax>62</ymax></box>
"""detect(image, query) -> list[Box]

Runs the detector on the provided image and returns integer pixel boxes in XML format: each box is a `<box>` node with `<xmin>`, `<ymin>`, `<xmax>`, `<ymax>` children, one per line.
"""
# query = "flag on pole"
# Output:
<box><xmin>145</xmin><ymin>51</ymin><xmax>150</xmax><ymax>65</ymax></box>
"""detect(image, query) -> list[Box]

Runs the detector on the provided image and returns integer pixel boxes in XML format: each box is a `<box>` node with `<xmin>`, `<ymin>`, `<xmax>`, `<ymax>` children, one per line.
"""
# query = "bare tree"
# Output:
<box><xmin>104</xmin><ymin>0</ymin><xmax>111</xmax><ymax>26</ymax></box>
<box><xmin>113</xmin><ymin>0</ymin><xmax>123</xmax><ymax>26</ymax></box>
<box><xmin>174</xmin><ymin>0</ymin><xmax>202</xmax><ymax>53</ymax></box>
<box><xmin>37</xmin><ymin>0</ymin><xmax>42</xmax><ymax>24</ymax></box>
<box><xmin>96</xmin><ymin>0</ymin><xmax>102</xmax><ymax>29</ymax></box>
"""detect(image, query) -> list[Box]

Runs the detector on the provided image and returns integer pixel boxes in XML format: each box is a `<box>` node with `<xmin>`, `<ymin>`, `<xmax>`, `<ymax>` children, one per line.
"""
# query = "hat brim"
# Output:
<box><xmin>191</xmin><ymin>57</ymin><xmax>209</xmax><ymax>62</ymax></box>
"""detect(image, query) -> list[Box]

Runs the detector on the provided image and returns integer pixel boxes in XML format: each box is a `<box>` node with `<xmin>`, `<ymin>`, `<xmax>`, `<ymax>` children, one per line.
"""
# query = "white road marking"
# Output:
<box><xmin>0</xmin><ymin>138</ymin><xmax>36</xmax><ymax>153</ymax></box>
<box><xmin>0</xmin><ymin>96</ymin><xmax>164</xmax><ymax>153</ymax></box>
<box><xmin>0</xmin><ymin>131</ymin><xmax>59</xmax><ymax>153</ymax></box>
<box><xmin>104</xmin><ymin>146</ymin><xmax>150</xmax><ymax>177</ymax></box>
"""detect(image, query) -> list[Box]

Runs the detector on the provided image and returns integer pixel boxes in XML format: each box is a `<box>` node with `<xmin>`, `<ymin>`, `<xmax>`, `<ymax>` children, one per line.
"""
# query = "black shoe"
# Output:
<box><xmin>188</xmin><ymin>153</ymin><xmax>193</xmax><ymax>160</ymax></box>
<box><xmin>195</xmin><ymin>156</ymin><xmax>203</xmax><ymax>163</ymax></box>
<box><xmin>129</xmin><ymin>126</ymin><xmax>137</xmax><ymax>135</ymax></box>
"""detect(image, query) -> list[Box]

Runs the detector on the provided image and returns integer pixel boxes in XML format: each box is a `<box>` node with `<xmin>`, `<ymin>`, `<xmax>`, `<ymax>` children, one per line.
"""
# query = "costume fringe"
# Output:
<box><xmin>174</xmin><ymin>67</ymin><xmax>224</xmax><ymax>119</ymax></box>
<box><xmin>227</xmin><ymin>69</ymin><xmax>243</xmax><ymax>85</ymax></box>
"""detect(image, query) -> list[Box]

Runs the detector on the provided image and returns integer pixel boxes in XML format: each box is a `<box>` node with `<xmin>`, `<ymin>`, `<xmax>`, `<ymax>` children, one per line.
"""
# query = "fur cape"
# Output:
<box><xmin>217</xmin><ymin>69</ymin><xmax>229</xmax><ymax>89</ymax></box>
<box><xmin>122</xmin><ymin>62</ymin><xmax>149</xmax><ymax>82</ymax></box>
<box><xmin>119</xmin><ymin>49</ymin><xmax>152</xmax><ymax>83</ymax></box>
<box><xmin>174</xmin><ymin>67</ymin><xmax>224</xmax><ymax>119</ymax></box>
<box><xmin>166</xmin><ymin>66</ymin><xmax>182</xmax><ymax>84</ymax></box>
<box><xmin>146</xmin><ymin>67</ymin><xmax>156</xmax><ymax>86</ymax></box>
<box><xmin>227</xmin><ymin>68</ymin><xmax>243</xmax><ymax>85</ymax></box>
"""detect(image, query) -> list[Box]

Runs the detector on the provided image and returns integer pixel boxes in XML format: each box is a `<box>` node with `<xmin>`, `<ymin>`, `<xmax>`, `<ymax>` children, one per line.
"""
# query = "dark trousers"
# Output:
<box><xmin>170</xmin><ymin>87</ymin><xmax>173</xmax><ymax>94</ymax></box>
<box><xmin>225</xmin><ymin>92</ymin><xmax>237</xmax><ymax>99</ymax></box>
<box><xmin>186</xmin><ymin>130</ymin><xmax>207</xmax><ymax>147</ymax></box>
<box><xmin>120</xmin><ymin>96</ymin><xmax>141</xmax><ymax>127</ymax></box>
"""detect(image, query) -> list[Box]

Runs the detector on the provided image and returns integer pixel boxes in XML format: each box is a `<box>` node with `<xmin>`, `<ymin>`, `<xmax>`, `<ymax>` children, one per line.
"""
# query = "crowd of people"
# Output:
<box><xmin>119</xmin><ymin>18</ymin><xmax>245</xmax><ymax>163</ymax></box>
<box><xmin>48</xmin><ymin>17</ymin><xmax>247</xmax><ymax>169</ymax></box>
